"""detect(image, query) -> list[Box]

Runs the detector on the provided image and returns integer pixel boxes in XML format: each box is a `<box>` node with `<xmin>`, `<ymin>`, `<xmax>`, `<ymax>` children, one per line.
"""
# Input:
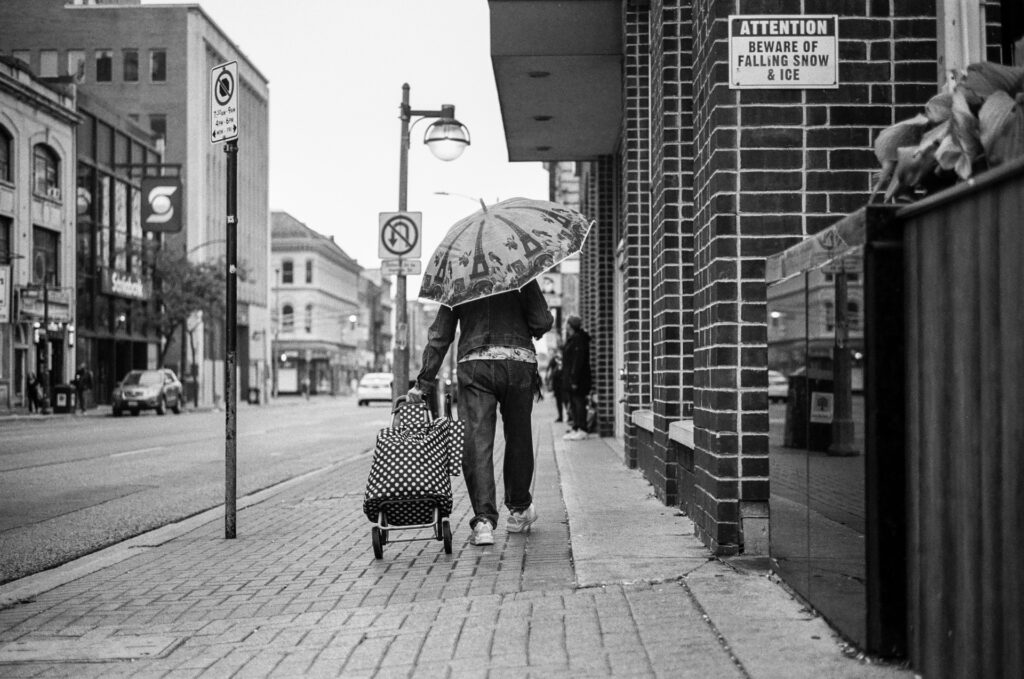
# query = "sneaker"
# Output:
<box><xmin>470</xmin><ymin>520</ymin><xmax>494</xmax><ymax>546</ymax></box>
<box><xmin>507</xmin><ymin>504</ymin><xmax>538</xmax><ymax>533</ymax></box>
<box><xmin>563</xmin><ymin>430</ymin><xmax>587</xmax><ymax>440</ymax></box>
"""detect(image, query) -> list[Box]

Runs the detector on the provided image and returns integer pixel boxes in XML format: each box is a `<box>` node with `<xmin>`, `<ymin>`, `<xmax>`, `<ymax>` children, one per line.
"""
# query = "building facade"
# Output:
<box><xmin>270</xmin><ymin>211</ymin><xmax>361</xmax><ymax>396</ymax></box>
<box><xmin>357</xmin><ymin>269</ymin><xmax>393</xmax><ymax>375</ymax></box>
<box><xmin>74</xmin><ymin>89</ymin><xmax>165</xmax><ymax>406</ymax></box>
<box><xmin>489</xmin><ymin>0</ymin><xmax>1023</xmax><ymax>660</ymax></box>
<box><xmin>0</xmin><ymin>56</ymin><xmax>78</xmax><ymax>412</ymax></box>
<box><xmin>0</xmin><ymin>0</ymin><xmax>272</xmax><ymax>405</ymax></box>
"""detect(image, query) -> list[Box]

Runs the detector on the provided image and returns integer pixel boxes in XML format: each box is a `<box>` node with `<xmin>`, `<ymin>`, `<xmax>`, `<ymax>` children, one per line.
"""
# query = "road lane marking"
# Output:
<box><xmin>110</xmin><ymin>447</ymin><xmax>165</xmax><ymax>458</ymax></box>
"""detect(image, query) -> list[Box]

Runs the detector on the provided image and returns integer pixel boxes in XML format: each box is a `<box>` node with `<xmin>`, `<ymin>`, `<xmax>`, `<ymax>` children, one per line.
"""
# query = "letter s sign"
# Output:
<box><xmin>141</xmin><ymin>177</ymin><xmax>183</xmax><ymax>233</ymax></box>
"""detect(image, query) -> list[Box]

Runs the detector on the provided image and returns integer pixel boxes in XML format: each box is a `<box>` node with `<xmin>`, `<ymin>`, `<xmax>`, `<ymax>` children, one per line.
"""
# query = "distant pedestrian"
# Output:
<box><xmin>73</xmin><ymin>362</ymin><xmax>94</xmax><ymax>413</ymax></box>
<box><xmin>301</xmin><ymin>374</ymin><xmax>311</xmax><ymax>400</ymax></box>
<box><xmin>561</xmin><ymin>315</ymin><xmax>592</xmax><ymax>441</ymax></box>
<box><xmin>26</xmin><ymin>372</ymin><xmax>40</xmax><ymax>413</ymax></box>
<box><xmin>545</xmin><ymin>351</ymin><xmax>565</xmax><ymax>422</ymax></box>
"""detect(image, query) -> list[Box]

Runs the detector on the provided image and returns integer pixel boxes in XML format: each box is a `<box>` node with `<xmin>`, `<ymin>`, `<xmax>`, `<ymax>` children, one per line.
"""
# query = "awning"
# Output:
<box><xmin>489</xmin><ymin>0</ymin><xmax>623</xmax><ymax>162</ymax></box>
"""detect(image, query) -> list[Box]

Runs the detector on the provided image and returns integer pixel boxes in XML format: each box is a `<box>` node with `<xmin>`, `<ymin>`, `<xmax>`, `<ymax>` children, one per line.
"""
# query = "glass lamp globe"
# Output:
<box><xmin>424</xmin><ymin>119</ymin><xmax>471</xmax><ymax>161</ymax></box>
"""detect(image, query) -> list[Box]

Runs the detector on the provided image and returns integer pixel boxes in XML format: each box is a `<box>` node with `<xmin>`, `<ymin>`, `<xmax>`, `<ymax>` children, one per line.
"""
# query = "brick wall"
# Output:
<box><xmin>579</xmin><ymin>157</ymin><xmax>618</xmax><ymax>437</ymax></box>
<box><xmin>620</xmin><ymin>0</ymin><xmax>652</xmax><ymax>466</ymax></box>
<box><xmin>645</xmin><ymin>0</ymin><xmax>696</xmax><ymax>505</ymax></box>
<box><xmin>683</xmin><ymin>0</ymin><xmax>938</xmax><ymax>554</ymax></box>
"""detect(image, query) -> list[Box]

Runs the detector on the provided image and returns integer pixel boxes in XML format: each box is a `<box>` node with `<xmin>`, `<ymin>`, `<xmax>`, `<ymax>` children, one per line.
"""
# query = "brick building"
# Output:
<box><xmin>488</xmin><ymin>0</ymin><xmax>1022</xmax><ymax>655</ymax></box>
<box><xmin>0</xmin><ymin>0</ymin><xmax>272</xmax><ymax>404</ymax></box>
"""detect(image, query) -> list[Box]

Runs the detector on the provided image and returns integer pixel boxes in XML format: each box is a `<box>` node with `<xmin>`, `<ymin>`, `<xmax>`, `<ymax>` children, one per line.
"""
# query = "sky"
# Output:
<box><xmin>145</xmin><ymin>0</ymin><xmax>549</xmax><ymax>284</ymax></box>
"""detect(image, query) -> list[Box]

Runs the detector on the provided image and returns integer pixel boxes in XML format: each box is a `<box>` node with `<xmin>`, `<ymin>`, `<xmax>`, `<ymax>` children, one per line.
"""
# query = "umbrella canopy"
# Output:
<box><xmin>419</xmin><ymin>197</ymin><xmax>592</xmax><ymax>307</ymax></box>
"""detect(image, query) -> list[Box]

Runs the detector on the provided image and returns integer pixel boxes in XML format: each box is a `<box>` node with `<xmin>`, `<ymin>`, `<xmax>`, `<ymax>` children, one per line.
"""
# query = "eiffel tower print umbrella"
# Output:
<box><xmin>419</xmin><ymin>197</ymin><xmax>592</xmax><ymax>307</ymax></box>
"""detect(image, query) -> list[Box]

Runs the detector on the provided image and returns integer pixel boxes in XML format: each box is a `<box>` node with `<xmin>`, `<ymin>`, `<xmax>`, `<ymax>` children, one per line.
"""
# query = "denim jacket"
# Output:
<box><xmin>415</xmin><ymin>280</ymin><xmax>554</xmax><ymax>391</ymax></box>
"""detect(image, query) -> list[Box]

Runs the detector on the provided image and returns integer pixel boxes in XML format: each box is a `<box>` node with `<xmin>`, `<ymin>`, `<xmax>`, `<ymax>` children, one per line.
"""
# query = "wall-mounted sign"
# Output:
<box><xmin>728</xmin><ymin>15</ymin><xmax>838</xmax><ymax>89</ymax></box>
<box><xmin>381</xmin><ymin>258</ymin><xmax>421</xmax><ymax>276</ymax></box>
<box><xmin>141</xmin><ymin>177</ymin><xmax>183</xmax><ymax>233</ymax></box>
<box><xmin>16</xmin><ymin>287</ymin><xmax>73</xmax><ymax>323</ymax></box>
<box><xmin>101</xmin><ymin>269</ymin><xmax>152</xmax><ymax>300</ymax></box>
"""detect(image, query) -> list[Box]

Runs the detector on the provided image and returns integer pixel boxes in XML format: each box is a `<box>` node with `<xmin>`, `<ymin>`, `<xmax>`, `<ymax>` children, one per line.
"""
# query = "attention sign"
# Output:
<box><xmin>728</xmin><ymin>15</ymin><xmax>838</xmax><ymax>89</ymax></box>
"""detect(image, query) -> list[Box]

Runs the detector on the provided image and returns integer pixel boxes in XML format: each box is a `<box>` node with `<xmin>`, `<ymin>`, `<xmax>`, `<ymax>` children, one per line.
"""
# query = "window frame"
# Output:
<box><xmin>32</xmin><ymin>226</ymin><xmax>60</xmax><ymax>286</ymax></box>
<box><xmin>67</xmin><ymin>49</ymin><xmax>86</xmax><ymax>81</ymax></box>
<box><xmin>149</xmin><ymin>49</ymin><xmax>167</xmax><ymax>82</ymax></box>
<box><xmin>32</xmin><ymin>144</ymin><xmax>61</xmax><ymax>201</ymax></box>
<box><xmin>305</xmin><ymin>259</ymin><xmax>313</xmax><ymax>284</ymax></box>
<box><xmin>281</xmin><ymin>303</ymin><xmax>294</xmax><ymax>333</ymax></box>
<box><xmin>122</xmin><ymin>48</ymin><xmax>139</xmax><ymax>82</ymax></box>
<box><xmin>304</xmin><ymin>303</ymin><xmax>313</xmax><ymax>333</ymax></box>
<box><xmin>0</xmin><ymin>126</ymin><xmax>11</xmax><ymax>183</ymax></box>
<box><xmin>281</xmin><ymin>259</ymin><xmax>294</xmax><ymax>284</ymax></box>
<box><xmin>95</xmin><ymin>49</ymin><xmax>113</xmax><ymax>82</ymax></box>
<box><xmin>39</xmin><ymin>50</ymin><xmax>58</xmax><ymax>77</ymax></box>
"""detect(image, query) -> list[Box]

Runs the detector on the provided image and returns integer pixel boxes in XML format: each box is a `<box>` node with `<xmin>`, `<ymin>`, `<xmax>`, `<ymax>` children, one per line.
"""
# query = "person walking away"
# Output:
<box><xmin>545</xmin><ymin>350</ymin><xmax>565</xmax><ymax>422</ymax></box>
<box><xmin>73</xmin><ymin>362</ymin><xmax>93</xmax><ymax>413</ymax></box>
<box><xmin>408</xmin><ymin>279</ymin><xmax>553</xmax><ymax>546</ymax></box>
<box><xmin>561</xmin><ymin>315</ymin><xmax>592</xmax><ymax>440</ymax></box>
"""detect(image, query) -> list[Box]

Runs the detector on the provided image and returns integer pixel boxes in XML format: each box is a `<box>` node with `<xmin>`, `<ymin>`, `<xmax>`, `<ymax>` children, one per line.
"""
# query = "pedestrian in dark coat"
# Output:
<box><xmin>73</xmin><ymin>362</ymin><xmax>93</xmax><ymax>413</ymax></box>
<box><xmin>545</xmin><ymin>351</ymin><xmax>565</xmax><ymax>422</ymax></box>
<box><xmin>560</xmin><ymin>315</ymin><xmax>592</xmax><ymax>440</ymax></box>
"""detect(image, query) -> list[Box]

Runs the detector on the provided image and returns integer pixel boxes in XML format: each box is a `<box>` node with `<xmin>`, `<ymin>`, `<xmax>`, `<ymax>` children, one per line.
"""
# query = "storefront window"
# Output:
<box><xmin>98</xmin><ymin>175</ymin><xmax>111</xmax><ymax>266</ymax></box>
<box><xmin>114</xmin><ymin>181</ymin><xmax>127</xmax><ymax>271</ymax></box>
<box><xmin>130</xmin><ymin>187</ymin><xmax>142</xmax><ymax>273</ymax></box>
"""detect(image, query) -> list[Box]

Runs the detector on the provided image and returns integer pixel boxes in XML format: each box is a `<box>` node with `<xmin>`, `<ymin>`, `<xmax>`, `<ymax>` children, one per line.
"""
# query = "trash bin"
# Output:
<box><xmin>52</xmin><ymin>384</ymin><xmax>76</xmax><ymax>414</ymax></box>
<box><xmin>247</xmin><ymin>387</ymin><xmax>260</xmax><ymax>404</ymax></box>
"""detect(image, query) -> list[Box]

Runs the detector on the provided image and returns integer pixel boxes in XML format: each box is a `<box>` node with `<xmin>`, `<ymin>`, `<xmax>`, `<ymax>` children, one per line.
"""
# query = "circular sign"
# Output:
<box><xmin>381</xmin><ymin>215</ymin><xmax>419</xmax><ymax>257</ymax></box>
<box><xmin>214</xmin><ymin>69</ymin><xmax>234</xmax><ymax>106</ymax></box>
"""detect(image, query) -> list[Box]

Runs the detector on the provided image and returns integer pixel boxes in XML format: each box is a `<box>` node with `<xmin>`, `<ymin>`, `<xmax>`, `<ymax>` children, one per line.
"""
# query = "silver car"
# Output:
<box><xmin>112</xmin><ymin>369</ymin><xmax>184</xmax><ymax>416</ymax></box>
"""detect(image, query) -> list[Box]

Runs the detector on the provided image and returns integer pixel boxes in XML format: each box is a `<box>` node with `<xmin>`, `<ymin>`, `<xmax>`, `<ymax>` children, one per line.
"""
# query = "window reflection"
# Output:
<box><xmin>768</xmin><ymin>251</ymin><xmax>867</xmax><ymax>648</ymax></box>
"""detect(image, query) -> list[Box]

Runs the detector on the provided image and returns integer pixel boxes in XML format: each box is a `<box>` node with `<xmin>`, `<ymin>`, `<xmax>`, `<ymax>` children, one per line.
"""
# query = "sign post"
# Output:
<box><xmin>379</xmin><ymin>208</ymin><xmax>422</xmax><ymax>398</ymax></box>
<box><xmin>211</xmin><ymin>60</ymin><xmax>239</xmax><ymax>539</ymax></box>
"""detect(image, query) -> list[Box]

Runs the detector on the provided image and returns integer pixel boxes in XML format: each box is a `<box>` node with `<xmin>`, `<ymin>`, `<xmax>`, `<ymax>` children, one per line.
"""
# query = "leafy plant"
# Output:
<box><xmin>145</xmin><ymin>247</ymin><xmax>225</xmax><ymax>367</ymax></box>
<box><xmin>872</xmin><ymin>62</ymin><xmax>1024</xmax><ymax>202</ymax></box>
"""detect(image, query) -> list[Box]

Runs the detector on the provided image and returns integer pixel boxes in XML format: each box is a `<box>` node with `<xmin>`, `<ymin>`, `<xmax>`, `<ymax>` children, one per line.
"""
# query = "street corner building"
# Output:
<box><xmin>487</xmin><ymin>1</ymin><xmax>1023</xmax><ymax>676</ymax></box>
<box><xmin>0</xmin><ymin>0</ymin><xmax>272</xmax><ymax>410</ymax></box>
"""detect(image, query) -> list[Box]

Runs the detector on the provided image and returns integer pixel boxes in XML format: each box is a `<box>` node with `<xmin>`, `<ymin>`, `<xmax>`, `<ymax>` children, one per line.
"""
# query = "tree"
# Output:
<box><xmin>146</xmin><ymin>247</ymin><xmax>225</xmax><ymax>369</ymax></box>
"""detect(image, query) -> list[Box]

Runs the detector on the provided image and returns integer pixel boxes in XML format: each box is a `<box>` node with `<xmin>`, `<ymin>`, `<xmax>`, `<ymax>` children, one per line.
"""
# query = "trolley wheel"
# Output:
<box><xmin>371</xmin><ymin>527</ymin><xmax>383</xmax><ymax>559</ymax></box>
<box><xmin>442</xmin><ymin>521</ymin><xmax>452</xmax><ymax>554</ymax></box>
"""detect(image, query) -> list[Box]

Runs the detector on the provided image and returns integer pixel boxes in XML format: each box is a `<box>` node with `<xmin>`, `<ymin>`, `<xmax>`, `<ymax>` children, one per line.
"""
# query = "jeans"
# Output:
<box><xmin>568</xmin><ymin>392</ymin><xmax>587</xmax><ymax>432</ymax></box>
<box><xmin>457</xmin><ymin>359</ymin><xmax>536</xmax><ymax>529</ymax></box>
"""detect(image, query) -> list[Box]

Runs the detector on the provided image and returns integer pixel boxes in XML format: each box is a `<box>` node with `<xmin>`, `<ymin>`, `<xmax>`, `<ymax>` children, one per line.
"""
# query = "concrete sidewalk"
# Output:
<box><xmin>0</xmin><ymin>401</ymin><xmax>912</xmax><ymax>678</ymax></box>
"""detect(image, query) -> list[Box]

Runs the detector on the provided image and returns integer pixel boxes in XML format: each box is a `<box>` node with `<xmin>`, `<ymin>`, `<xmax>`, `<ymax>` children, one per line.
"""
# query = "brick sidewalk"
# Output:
<box><xmin>0</xmin><ymin>401</ymin><xmax>911</xmax><ymax>678</ymax></box>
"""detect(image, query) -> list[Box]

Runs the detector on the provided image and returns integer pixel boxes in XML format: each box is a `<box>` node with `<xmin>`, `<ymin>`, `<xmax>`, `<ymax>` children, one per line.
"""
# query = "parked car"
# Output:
<box><xmin>768</xmin><ymin>370</ymin><xmax>789</xmax><ymax>403</ymax></box>
<box><xmin>357</xmin><ymin>372</ymin><xmax>393</xmax><ymax>406</ymax></box>
<box><xmin>112</xmin><ymin>369</ymin><xmax>184</xmax><ymax>416</ymax></box>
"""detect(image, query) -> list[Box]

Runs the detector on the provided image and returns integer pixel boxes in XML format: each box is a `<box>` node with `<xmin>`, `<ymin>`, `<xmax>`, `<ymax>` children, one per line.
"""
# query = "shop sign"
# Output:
<box><xmin>141</xmin><ymin>177</ymin><xmax>183</xmax><ymax>233</ymax></box>
<box><xmin>16</xmin><ymin>286</ymin><xmax>72</xmax><ymax>323</ymax></box>
<box><xmin>101</xmin><ymin>268</ymin><xmax>152</xmax><ymax>300</ymax></box>
<box><xmin>728</xmin><ymin>15</ymin><xmax>838</xmax><ymax>89</ymax></box>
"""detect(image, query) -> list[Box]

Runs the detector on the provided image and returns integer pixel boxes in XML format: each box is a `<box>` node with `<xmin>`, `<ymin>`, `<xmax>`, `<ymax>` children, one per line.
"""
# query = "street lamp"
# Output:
<box><xmin>394</xmin><ymin>83</ymin><xmax>470</xmax><ymax>399</ymax></box>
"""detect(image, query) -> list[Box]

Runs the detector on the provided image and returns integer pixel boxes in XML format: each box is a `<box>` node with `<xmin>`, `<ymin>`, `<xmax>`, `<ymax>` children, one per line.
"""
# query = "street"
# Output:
<box><xmin>0</xmin><ymin>397</ymin><xmax>393</xmax><ymax>584</ymax></box>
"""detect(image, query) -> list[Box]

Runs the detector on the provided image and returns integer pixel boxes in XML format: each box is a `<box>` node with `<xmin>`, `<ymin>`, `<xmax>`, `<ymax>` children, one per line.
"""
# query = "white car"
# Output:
<box><xmin>768</xmin><ymin>370</ymin><xmax>789</xmax><ymax>403</ymax></box>
<box><xmin>356</xmin><ymin>372</ymin><xmax>393</xmax><ymax>406</ymax></box>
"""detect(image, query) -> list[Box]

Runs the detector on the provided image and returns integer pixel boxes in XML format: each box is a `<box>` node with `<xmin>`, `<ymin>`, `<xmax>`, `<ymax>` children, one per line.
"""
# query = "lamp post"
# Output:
<box><xmin>394</xmin><ymin>83</ymin><xmax>470</xmax><ymax>398</ymax></box>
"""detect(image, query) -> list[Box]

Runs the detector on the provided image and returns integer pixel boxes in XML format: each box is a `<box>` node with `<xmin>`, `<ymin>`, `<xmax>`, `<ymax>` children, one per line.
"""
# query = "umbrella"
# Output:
<box><xmin>419</xmin><ymin>197</ymin><xmax>592</xmax><ymax>307</ymax></box>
